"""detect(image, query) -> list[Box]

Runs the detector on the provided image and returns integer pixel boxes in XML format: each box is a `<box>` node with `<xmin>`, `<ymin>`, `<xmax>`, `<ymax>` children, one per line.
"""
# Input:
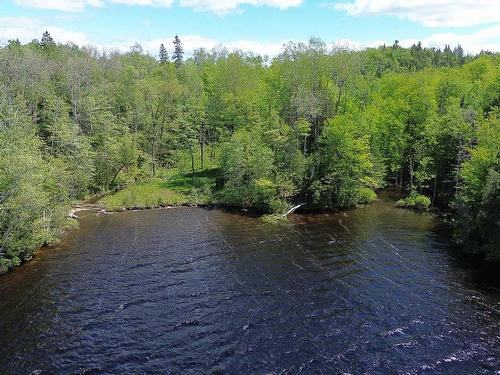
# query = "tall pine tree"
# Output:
<box><xmin>159</xmin><ymin>43</ymin><xmax>169</xmax><ymax>64</ymax></box>
<box><xmin>41</xmin><ymin>31</ymin><xmax>54</xmax><ymax>48</ymax></box>
<box><xmin>453</xmin><ymin>45</ymin><xmax>465</xmax><ymax>64</ymax></box>
<box><xmin>172</xmin><ymin>35</ymin><xmax>183</xmax><ymax>67</ymax></box>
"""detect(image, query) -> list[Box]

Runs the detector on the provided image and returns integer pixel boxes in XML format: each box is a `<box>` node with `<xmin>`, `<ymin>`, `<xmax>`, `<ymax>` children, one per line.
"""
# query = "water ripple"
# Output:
<box><xmin>1</xmin><ymin>201</ymin><xmax>499</xmax><ymax>374</ymax></box>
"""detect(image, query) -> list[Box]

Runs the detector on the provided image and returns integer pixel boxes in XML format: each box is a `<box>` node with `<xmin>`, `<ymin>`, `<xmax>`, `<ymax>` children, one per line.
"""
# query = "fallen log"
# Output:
<box><xmin>282</xmin><ymin>203</ymin><xmax>304</xmax><ymax>217</ymax></box>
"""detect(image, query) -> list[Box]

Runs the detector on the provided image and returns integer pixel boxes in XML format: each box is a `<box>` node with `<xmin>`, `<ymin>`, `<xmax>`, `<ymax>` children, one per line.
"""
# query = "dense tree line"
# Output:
<box><xmin>0</xmin><ymin>33</ymin><xmax>499</xmax><ymax>271</ymax></box>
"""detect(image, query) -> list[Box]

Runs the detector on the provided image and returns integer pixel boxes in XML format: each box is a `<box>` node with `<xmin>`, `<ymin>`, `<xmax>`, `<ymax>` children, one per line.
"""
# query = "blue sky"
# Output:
<box><xmin>1</xmin><ymin>1</ymin><xmax>499</xmax><ymax>56</ymax></box>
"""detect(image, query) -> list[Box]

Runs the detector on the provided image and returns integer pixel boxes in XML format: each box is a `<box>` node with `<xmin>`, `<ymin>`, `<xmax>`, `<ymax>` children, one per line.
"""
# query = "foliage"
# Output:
<box><xmin>0</xmin><ymin>33</ymin><xmax>499</xmax><ymax>270</ymax></box>
<box><xmin>476</xmin><ymin>170</ymin><xmax>500</xmax><ymax>261</ymax></box>
<box><xmin>218</xmin><ymin>127</ymin><xmax>280</xmax><ymax>211</ymax></box>
<box><xmin>455</xmin><ymin>110</ymin><xmax>500</xmax><ymax>258</ymax></box>
<box><xmin>0</xmin><ymin>95</ymin><xmax>75</xmax><ymax>270</ymax></box>
<box><xmin>309</xmin><ymin>115</ymin><xmax>383</xmax><ymax>208</ymax></box>
<box><xmin>357</xmin><ymin>188</ymin><xmax>378</xmax><ymax>205</ymax></box>
<box><xmin>396</xmin><ymin>192</ymin><xmax>432</xmax><ymax>210</ymax></box>
<box><xmin>103</xmin><ymin>170</ymin><xmax>216</xmax><ymax>210</ymax></box>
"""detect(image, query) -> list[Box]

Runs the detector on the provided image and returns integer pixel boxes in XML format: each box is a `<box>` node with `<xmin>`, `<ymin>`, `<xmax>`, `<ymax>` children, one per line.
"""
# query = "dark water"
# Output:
<box><xmin>1</xmin><ymin>194</ymin><xmax>499</xmax><ymax>374</ymax></box>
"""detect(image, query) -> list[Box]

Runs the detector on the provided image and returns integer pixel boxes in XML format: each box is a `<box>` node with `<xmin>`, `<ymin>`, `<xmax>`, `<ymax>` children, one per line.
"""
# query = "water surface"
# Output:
<box><xmin>1</xmin><ymin>193</ymin><xmax>499</xmax><ymax>374</ymax></box>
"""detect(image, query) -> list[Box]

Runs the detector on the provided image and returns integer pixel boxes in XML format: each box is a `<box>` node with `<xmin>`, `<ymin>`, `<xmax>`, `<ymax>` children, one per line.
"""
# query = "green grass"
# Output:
<box><xmin>102</xmin><ymin>168</ymin><xmax>218</xmax><ymax>211</ymax></box>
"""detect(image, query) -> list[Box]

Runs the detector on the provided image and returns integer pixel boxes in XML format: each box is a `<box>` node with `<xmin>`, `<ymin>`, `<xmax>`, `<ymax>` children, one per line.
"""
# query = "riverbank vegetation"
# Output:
<box><xmin>396</xmin><ymin>193</ymin><xmax>432</xmax><ymax>210</ymax></box>
<box><xmin>0</xmin><ymin>34</ymin><xmax>499</xmax><ymax>271</ymax></box>
<box><xmin>103</xmin><ymin>169</ymin><xmax>216</xmax><ymax>211</ymax></box>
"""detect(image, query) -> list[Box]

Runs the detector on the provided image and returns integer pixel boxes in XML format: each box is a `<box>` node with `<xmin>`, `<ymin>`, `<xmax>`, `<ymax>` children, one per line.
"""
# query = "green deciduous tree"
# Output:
<box><xmin>309</xmin><ymin>115</ymin><xmax>382</xmax><ymax>208</ymax></box>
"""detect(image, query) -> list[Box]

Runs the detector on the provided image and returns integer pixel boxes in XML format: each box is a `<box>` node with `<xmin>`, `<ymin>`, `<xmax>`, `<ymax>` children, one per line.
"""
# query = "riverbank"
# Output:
<box><xmin>0</xmin><ymin>177</ymin><xmax>494</xmax><ymax>277</ymax></box>
<box><xmin>101</xmin><ymin>169</ymin><xmax>375</xmax><ymax>214</ymax></box>
<box><xmin>102</xmin><ymin>169</ymin><xmax>217</xmax><ymax>211</ymax></box>
<box><xmin>101</xmin><ymin>180</ymin><xmax>500</xmax><ymax>267</ymax></box>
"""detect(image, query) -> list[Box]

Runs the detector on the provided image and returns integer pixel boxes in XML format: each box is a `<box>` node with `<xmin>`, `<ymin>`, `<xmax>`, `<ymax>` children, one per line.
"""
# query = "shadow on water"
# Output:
<box><xmin>430</xmin><ymin>225</ymin><xmax>500</xmax><ymax>290</ymax></box>
<box><xmin>0</xmin><ymin>191</ymin><xmax>499</xmax><ymax>374</ymax></box>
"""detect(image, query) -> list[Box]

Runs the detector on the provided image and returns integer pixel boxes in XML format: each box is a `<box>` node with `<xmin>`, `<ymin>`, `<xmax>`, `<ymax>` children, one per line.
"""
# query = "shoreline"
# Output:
<box><xmin>1</xmin><ymin>190</ymin><xmax>496</xmax><ymax>276</ymax></box>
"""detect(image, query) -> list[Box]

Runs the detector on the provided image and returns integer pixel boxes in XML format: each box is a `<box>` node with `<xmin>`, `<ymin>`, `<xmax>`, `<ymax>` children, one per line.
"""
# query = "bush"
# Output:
<box><xmin>218</xmin><ymin>178</ymin><xmax>279</xmax><ymax>211</ymax></box>
<box><xmin>268</xmin><ymin>198</ymin><xmax>292</xmax><ymax>213</ymax></box>
<box><xmin>356</xmin><ymin>188</ymin><xmax>377</xmax><ymax>205</ymax></box>
<box><xmin>413</xmin><ymin>194</ymin><xmax>431</xmax><ymax>209</ymax></box>
<box><xmin>396</xmin><ymin>192</ymin><xmax>431</xmax><ymax>210</ymax></box>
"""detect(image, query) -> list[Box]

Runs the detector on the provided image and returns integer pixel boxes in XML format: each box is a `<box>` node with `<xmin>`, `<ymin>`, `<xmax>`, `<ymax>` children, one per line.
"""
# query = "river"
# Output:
<box><xmin>0</xmin><ymin>193</ymin><xmax>499</xmax><ymax>374</ymax></box>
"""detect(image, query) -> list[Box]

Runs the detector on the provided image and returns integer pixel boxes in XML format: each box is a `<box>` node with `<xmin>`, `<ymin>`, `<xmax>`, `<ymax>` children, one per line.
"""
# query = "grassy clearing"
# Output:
<box><xmin>102</xmin><ymin>169</ymin><xmax>218</xmax><ymax>211</ymax></box>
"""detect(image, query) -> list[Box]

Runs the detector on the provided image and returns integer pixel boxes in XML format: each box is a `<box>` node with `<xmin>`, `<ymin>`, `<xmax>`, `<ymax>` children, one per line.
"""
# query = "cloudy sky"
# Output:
<box><xmin>1</xmin><ymin>0</ymin><xmax>499</xmax><ymax>56</ymax></box>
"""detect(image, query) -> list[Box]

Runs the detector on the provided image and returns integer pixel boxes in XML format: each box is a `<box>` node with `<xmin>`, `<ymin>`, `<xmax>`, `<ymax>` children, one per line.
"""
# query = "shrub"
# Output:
<box><xmin>396</xmin><ymin>192</ymin><xmax>431</xmax><ymax>210</ymax></box>
<box><xmin>413</xmin><ymin>194</ymin><xmax>432</xmax><ymax>209</ymax></box>
<box><xmin>356</xmin><ymin>188</ymin><xmax>377</xmax><ymax>205</ymax></box>
<box><xmin>268</xmin><ymin>198</ymin><xmax>292</xmax><ymax>214</ymax></box>
<box><xmin>218</xmin><ymin>178</ymin><xmax>279</xmax><ymax>211</ymax></box>
<box><xmin>395</xmin><ymin>199</ymin><xmax>406</xmax><ymax>208</ymax></box>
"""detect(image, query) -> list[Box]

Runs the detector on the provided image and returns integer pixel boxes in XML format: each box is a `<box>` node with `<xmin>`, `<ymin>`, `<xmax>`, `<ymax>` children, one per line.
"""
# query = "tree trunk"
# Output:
<box><xmin>151</xmin><ymin>140</ymin><xmax>156</xmax><ymax>176</ymax></box>
<box><xmin>432</xmin><ymin>174</ymin><xmax>438</xmax><ymax>207</ymax></box>
<box><xmin>190</xmin><ymin>146</ymin><xmax>195</xmax><ymax>175</ymax></box>
<box><xmin>158</xmin><ymin>120</ymin><xmax>165</xmax><ymax>166</ymax></box>
<box><xmin>334</xmin><ymin>86</ymin><xmax>343</xmax><ymax>116</ymax></box>
<box><xmin>409</xmin><ymin>158</ymin><xmax>414</xmax><ymax>191</ymax></box>
<box><xmin>111</xmin><ymin>165</ymin><xmax>125</xmax><ymax>186</ymax></box>
<box><xmin>200</xmin><ymin>124</ymin><xmax>205</xmax><ymax>169</ymax></box>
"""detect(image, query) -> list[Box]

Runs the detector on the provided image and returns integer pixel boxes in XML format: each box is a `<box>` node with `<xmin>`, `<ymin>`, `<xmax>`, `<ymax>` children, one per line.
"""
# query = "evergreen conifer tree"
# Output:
<box><xmin>159</xmin><ymin>43</ymin><xmax>169</xmax><ymax>64</ymax></box>
<box><xmin>41</xmin><ymin>31</ymin><xmax>54</xmax><ymax>48</ymax></box>
<box><xmin>172</xmin><ymin>35</ymin><xmax>183</xmax><ymax>67</ymax></box>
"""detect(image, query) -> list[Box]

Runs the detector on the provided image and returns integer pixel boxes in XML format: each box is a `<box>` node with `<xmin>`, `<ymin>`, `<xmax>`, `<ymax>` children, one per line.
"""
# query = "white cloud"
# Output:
<box><xmin>0</xmin><ymin>18</ymin><xmax>285</xmax><ymax>55</ymax></box>
<box><xmin>1</xmin><ymin>16</ymin><xmax>498</xmax><ymax>56</ymax></box>
<box><xmin>12</xmin><ymin>0</ymin><xmax>102</xmax><ymax>12</ymax></box>
<box><xmin>13</xmin><ymin>0</ymin><xmax>299</xmax><ymax>13</ymax></box>
<box><xmin>12</xmin><ymin>0</ymin><xmax>173</xmax><ymax>12</ymax></box>
<box><xmin>397</xmin><ymin>24</ymin><xmax>500</xmax><ymax>54</ymax></box>
<box><xmin>143</xmin><ymin>35</ymin><xmax>217</xmax><ymax>53</ymax></box>
<box><xmin>226</xmin><ymin>39</ymin><xmax>286</xmax><ymax>55</ymax></box>
<box><xmin>142</xmin><ymin>35</ymin><xmax>287</xmax><ymax>56</ymax></box>
<box><xmin>0</xmin><ymin>17</ymin><xmax>92</xmax><ymax>45</ymax></box>
<box><xmin>108</xmin><ymin>0</ymin><xmax>173</xmax><ymax>6</ymax></box>
<box><xmin>334</xmin><ymin>0</ymin><xmax>500</xmax><ymax>28</ymax></box>
<box><xmin>179</xmin><ymin>0</ymin><xmax>302</xmax><ymax>14</ymax></box>
<box><xmin>329</xmin><ymin>26</ymin><xmax>500</xmax><ymax>54</ymax></box>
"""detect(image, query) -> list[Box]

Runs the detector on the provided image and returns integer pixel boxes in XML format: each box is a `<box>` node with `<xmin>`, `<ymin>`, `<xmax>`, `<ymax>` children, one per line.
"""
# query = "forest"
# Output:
<box><xmin>0</xmin><ymin>33</ymin><xmax>499</xmax><ymax>272</ymax></box>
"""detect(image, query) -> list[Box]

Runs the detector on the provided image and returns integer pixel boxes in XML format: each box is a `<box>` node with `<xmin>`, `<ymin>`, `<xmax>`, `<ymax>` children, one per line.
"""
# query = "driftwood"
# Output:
<box><xmin>68</xmin><ymin>204</ymin><xmax>104</xmax><ymax>219</ymax></box>
<box><xmin>68</xmin><ymin>209</ymin><xmax>78</xmax><ymax>219</ymax></box>
<box><xmin>282</xmin><ymin>203</ymin><xmax>304</xmax><ymax>217</ymax></box>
